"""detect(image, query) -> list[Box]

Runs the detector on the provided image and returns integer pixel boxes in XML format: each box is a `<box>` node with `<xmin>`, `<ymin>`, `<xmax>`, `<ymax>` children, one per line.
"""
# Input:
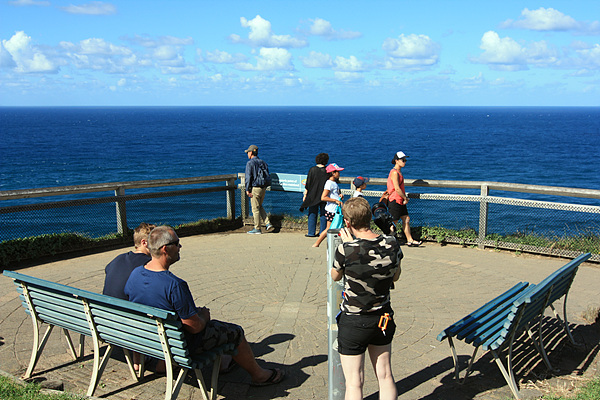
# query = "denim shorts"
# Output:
<box><xmin>336</xmin><ymin>310</ymin><xmax>396</xmax><ymax>355</ymax></box>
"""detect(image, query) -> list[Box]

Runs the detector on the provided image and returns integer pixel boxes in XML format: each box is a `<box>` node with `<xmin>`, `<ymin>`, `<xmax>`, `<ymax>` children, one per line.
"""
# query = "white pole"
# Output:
<box><xmin>327</xmin><ymin>228</ymin><xmax>345</xmax><ymax>400</ymax></box>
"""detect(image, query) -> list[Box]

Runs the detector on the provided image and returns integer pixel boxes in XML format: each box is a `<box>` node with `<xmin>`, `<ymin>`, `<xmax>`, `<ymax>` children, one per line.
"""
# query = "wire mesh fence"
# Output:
<box><xmin>1</xmin><ymin>174</ymin><xmax>599</xmax><ymax>262</ymax></box>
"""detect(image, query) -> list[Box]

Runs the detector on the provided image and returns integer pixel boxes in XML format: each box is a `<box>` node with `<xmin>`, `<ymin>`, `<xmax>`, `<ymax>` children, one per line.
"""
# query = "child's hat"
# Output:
<box><xmin>326</xmin><ymin>163</ymin><xmax>344</xmax><ymax>173</ymax></box>
<box><xmin>353</xmin><ymin>176</ymin><xmax>369</xmax><ymax>187</ymax></box>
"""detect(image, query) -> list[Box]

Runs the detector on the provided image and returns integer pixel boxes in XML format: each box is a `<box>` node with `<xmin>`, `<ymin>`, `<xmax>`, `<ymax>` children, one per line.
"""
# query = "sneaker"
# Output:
<box><xmin>265</xmin><ymin>224</ymin><xmax>275</xmax><ymax>232</ymax></box>
<box><xmin>247</xmin><ymin>228</ymin><xmax>262</xmax><ymax>234</ymax></box>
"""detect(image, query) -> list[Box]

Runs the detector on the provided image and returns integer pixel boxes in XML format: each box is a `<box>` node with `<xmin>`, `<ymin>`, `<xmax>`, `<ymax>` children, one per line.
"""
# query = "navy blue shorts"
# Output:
<box><xmin>337</xmin><ymin>311</ymin><xmax>396</xmax><ymax>355</ymax></box>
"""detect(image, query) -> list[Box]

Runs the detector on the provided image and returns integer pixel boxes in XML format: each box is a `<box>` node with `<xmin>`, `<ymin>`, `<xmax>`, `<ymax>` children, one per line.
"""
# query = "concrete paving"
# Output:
<box><xmin>1</xmin><ymin>229</ymin><xmax>599</xmax><ymax>400</ymax></box>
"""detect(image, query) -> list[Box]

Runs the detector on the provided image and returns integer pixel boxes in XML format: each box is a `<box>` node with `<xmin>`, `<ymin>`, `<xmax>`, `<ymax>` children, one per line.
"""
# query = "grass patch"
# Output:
<box><xmin>0</xmin><ymin>375</ymin><xmax>84</xmax><ymax>400</ymax></box>
<box><xmin>544</xmin><ymin>376</ymin><xmax>600</xmax><ymax>400</ymax></box>
<box><xmin>418</xmin><ymin>225</ymin><xmax>599</xmax><ymax>255</ymax></box>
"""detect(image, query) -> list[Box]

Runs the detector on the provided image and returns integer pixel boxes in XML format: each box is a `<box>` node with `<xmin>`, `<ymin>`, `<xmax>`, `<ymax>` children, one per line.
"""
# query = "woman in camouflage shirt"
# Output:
<box><xmin>331</xmin><ymin>197</ymin><xmax>403</xmax><ymax>400</ymax></box>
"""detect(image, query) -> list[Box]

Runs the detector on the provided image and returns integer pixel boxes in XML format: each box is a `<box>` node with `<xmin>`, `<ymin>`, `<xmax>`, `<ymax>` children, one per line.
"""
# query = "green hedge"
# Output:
<box><xmin>0</xmin><ymin>217</ymin><xmax>242</xmax><ymax>269</ymax></box>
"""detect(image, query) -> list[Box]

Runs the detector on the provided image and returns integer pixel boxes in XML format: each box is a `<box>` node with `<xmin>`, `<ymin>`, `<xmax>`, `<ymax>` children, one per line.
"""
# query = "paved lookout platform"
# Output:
<box><xmin>1</xmin><ymin>230</ymin><xmax>599</xmax><ymax>399</ymax></box>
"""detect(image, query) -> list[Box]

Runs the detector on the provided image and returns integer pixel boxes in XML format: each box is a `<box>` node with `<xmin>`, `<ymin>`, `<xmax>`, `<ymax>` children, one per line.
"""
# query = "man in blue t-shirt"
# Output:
<box><xmin>124</xmin><ymin>225</ymin><xmax>284</xmax><ymax>387</ymax></box>
<box><xmin>103</xmin><ymin>222</ymin><xmax>155</xmax><ymax>300</ymax></box>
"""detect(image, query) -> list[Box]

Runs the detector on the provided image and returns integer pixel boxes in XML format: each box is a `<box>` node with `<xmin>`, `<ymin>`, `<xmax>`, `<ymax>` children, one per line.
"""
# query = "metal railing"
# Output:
<box><xmin>0</xmin><ymin>175</ymin><xmax>238</xmax><ymax>241</ymax></box>
<box><xmin>1</xmin><ymin>174</ymin><xmax>599</xmax><ymax>261</ymax></box>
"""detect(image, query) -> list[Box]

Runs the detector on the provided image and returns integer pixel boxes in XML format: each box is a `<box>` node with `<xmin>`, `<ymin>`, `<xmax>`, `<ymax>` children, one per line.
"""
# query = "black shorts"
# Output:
<box><xmin>388</xmin><ymin>200</ymin><xmax>408</xmax><ymax>220</ymax></box>
<box><xmin>337</xmin><ymin>310</ymin><xmax>396</xmax><ymax>355</ymax></box>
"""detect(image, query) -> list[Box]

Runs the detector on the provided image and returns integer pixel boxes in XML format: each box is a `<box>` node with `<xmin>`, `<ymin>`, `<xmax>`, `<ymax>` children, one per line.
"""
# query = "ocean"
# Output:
<box><xmin>1</xmin><ymin>106</ymin><xmax>599</xmax><ymax>239</ymax></box>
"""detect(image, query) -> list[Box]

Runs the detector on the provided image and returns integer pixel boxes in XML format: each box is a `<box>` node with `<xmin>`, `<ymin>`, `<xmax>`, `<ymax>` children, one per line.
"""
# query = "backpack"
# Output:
<box><xmin>254</xmin><ymin>159</ymin><xmax>271</xmax><ymax>187</ymax></box>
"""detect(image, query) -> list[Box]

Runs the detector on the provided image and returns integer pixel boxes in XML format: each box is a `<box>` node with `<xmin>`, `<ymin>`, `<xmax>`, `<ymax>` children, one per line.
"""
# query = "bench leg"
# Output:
<box><xmin>210</xmin><ymin>354</ymin><xmax>222</xmax><ymax>400</ymax></box>
<box><xmin>491</xmin><ymin>346</ymin><xmax>521</xmax><ymax>400</ymax></box>
<box><xmin>122</xmin><ymin>348</ymin><xmax>141</xmax><ymax>381</ymax></box>
<box><xmin>61</xmin><ymin>329</ymin><xmax>79</xmax><ymax>361</ymax></box>
<box><xmin>526</xmin><ymin>325</ymin><xmax>556</xmax><ymax>372</ymax></box>
<box><xmin>447</xmin><ymin>337</ymin><xmax>479</xmax><ymax>384</ymax></box>
<box><xmin>193</xmin><ymin>367</ymin><xmax>213</xmax><ymax>400</ymax></box>
<box><xmin>86</xmin><ymin>343</ymin><xmax>114</xmax><ymax>397</ymax></box>
<box><xmin>550</xmin><ymin>303</ymin><xmax>579</xmax><ymax>346</ymax></box>
<box><xmin>24</xmin><ymin>324</ymin><xmax>54</xmax><ymax>379</ymax></box>
<box><xmin>168</xmin><ymin>367</ymin><xmax>188</xmax><ymax>400</ymax></box>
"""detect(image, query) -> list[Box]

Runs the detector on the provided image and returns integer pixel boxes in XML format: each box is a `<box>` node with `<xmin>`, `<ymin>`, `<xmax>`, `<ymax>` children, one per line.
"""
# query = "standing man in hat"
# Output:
<box><xmin>244</xmin><ymin>145</ymin><xmax>274</xmax><ymax>234</ymax></box>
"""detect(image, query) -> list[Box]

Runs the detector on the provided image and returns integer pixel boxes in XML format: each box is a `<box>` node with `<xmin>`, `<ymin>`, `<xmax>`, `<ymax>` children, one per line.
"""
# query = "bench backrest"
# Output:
<box><xmin>436</xmin><ymin>281</ymin><xmax>530</xmax><ymax>345</ymax></box>
<box><xmin>535</xmin><ymin>253</ymin><xmax>591</xmax><ymax>306</ymax></box>
<box><xmin>484</xmin><ymin>253</ymin><xmax>592</xmax><ymax>351</ymax></box>
<box><xmin>4</xmin><ymin>270</ymin><xmax>197</xmax><ymax>368</ymax></box>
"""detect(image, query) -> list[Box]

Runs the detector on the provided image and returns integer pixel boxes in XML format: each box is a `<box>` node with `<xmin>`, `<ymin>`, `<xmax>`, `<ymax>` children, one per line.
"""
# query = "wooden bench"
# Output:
<box><xmin>436</xmin><ymin>253</ymin><xmax>591</xmax><ymax>399</ymax></box>
<box><xmin>3</xmin><ymin>270</ymin><xmax>237</xmax><ymax>400</ymax></box>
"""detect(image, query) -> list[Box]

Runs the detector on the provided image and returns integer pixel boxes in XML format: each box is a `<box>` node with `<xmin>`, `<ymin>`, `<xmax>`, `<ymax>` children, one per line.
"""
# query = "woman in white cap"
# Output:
<box><xmin>387</xmin><ymin>151</ymin><xmax>421</xmax><ymax>246</ymax></box>
<box><xmin>312</xmin><ymin>163</ymin><xmax>344</xmax><ymax>247</ymax></box>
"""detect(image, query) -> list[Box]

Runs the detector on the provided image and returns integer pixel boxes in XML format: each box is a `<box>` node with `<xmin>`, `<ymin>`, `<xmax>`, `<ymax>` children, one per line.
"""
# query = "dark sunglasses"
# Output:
<box><xmin>162</xmin><ymin>240</ymin><xmax>180</xmax><ymax>248</ymax></box>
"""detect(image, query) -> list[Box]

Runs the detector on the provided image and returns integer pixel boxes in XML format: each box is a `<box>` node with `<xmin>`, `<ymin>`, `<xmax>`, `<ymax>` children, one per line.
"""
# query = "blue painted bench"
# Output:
<box><xmin>3</xmin><ymin>270</ymin><xmax>237</xmax><ymax>400</ymax></box>
<box><xmin>437</xmin><ymin>253</ymin><xmax>591</xmax><ymax>399</ymax></box>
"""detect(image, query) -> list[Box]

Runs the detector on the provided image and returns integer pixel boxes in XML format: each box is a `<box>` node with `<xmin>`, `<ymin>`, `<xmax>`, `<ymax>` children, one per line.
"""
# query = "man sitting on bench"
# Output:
<box><xmin>124</xmin><ymin>225</ymin><xmax>285</xmax><ymax>387</ymax></box>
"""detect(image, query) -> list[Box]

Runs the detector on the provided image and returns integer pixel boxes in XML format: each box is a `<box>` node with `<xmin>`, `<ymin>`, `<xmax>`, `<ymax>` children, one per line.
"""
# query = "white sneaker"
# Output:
<box><xmin>265</xmin><ymin>224</ymin><xmax>274</xmax><ymax>232</ymax></box>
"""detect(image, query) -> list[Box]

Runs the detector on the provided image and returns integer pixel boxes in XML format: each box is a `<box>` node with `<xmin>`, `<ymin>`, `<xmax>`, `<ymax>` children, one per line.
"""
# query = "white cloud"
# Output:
<box><xmin>78</xmin><ymin>38</ymin><xmax>131</xmax><ymax>55</ymax></box>
<box><xmin>502</xmin><ymin>7</ymin><xmax>579</xmax><ymax>31</ymax></box>
<box><xmin>472</xmin><ymin>31</ymin><xmax>564</xmax><ymax>71</ymax></box>
<box><xmin>61</xmin><ymin>1</ymin><xmax>116</xmax><ymax>15</ymax></box>
<box><xmin>122</xmin><ymin>34</ymin><xmax>193</xmax><ymax>48</ymax></box>
<box><xmin>204</xmin><ymin>49</ymin><xmax>247</xmax><ymax>64</ymax></box>
<box><xmin>334</xmin><ymin>55</ymin><xmax>365</xmax><ymax>72</ymax></box>
<box><xmin>382</xmin><ymin>34</ymin><xmax>440</xmax><ymax>70</ymax></box>
<box><xmin>236</xmin><ymin>47</ymin><xmax>293</xmax><ymax>71</ymax></box>
<box><xmin>2</xmin><ymin>31</ymin><xmax>58</xmax><ymax>73</ymax></box>
<box><xmin>472</xmin><ymin>31</ymin><xmax>527</xmax><ymax>71</ymax></box>
<box><xmin>8</xmin><ymin>0</ymin><xmax>50</xmax><ymax>6</ymax></box>
<box><xmin>334</xmin><ymin>71</ymin><xmax>363</xmax><ymax>82</ymax></box>
<box><xmin>230</xmin><ymin>15</ymin><xmax>307</xmax><ymax>48</ymax></box>
<box><xmin>309</xmin><ymin>18</ymin><xmax>361</xmax><ymax>40</ymax></box>
<box><xmin>153</xmin><ymin>45</ymin><xmax>178</xmax><ymax>60</ymax></box>
<box><xmin>301</xmin><ymin>51</ymin><xmax>332</xmax><ymax>68</ymax></box>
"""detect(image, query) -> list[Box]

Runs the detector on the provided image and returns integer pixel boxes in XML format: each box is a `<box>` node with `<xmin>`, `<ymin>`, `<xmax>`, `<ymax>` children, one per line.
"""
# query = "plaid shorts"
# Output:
<box><xmin>186</xmin><ymin>319</ymin><xmax>244</xmax><ymax>354</ymax></box>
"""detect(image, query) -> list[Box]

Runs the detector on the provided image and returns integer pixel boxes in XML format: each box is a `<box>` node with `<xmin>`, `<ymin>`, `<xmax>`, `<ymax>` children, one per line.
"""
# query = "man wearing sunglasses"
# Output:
<box><xmin>125</xmin><ymin>225</ymin><xmax>285</xmax><ymax>386</ymax></box>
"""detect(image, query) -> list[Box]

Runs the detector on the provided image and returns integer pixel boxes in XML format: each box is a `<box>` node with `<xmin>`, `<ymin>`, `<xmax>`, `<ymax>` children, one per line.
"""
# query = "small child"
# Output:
<box><xmin>312</xmin><ymin>163</ymin><xmax>344</xmax><ymax>248</ymax></box>
<box><xmin>352</xmin><ymin>176</ymin><xmax>369</xmax><ymax>197</ymax></box>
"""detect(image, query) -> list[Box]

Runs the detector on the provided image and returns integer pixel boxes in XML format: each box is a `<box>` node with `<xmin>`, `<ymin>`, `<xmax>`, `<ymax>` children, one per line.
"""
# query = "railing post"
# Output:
<box><xmin>226</xmin><ymin>178</ymin><xmax>236</xmax><ymax>220</ymax></box>
<box><xmin>239</xmin><ymin>175</ymin><xmax>250</xmax><ymax>220</ymax></box>
<box><xmin>114</xmin><ymin>187</ymin><xmax>127</xmax><ymax>235</ymax></box>
<box><xmin>327</xmin><ymin>229</ymin><xmax>345</xmax><ymax>399</ymax></box>
<box><xmin>478</xmin><ymin>184</ymin><xmax>489</xmax><ymax>248</ymax></box>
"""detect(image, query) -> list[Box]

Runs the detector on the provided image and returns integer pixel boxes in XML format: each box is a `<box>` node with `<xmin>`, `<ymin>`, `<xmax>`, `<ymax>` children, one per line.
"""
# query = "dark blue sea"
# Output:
<box><xmin>1</xmin><ymin>106</ymin><xmax>599</xmax><ymax>239</ymax></box>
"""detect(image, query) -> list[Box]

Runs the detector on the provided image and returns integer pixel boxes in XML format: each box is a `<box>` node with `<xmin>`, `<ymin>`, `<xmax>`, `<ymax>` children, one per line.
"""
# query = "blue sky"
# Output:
<box><xmin>1</xmin><ymin>1</ymin><xmax>599</xmax><ymax>106</ymax></box>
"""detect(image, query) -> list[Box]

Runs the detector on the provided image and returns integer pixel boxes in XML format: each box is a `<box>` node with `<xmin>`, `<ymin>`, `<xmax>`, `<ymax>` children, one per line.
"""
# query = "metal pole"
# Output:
<box><xmin>327</xmin><ymin>229</ymin><xmax>345</xmax><ymax>400</ymax></box>
<box><xmin>114</xmin><ymin>187</ymin><xmax>127</xmax><ymax>235</ymax></box>
<box><xmin>226</xmin><ymin>178</ymin><xmax>236</xmax><ymax>220</ymax></box>
<box><xmin>478</xmin><ymin>184</ymin><xmax>489</xmax><ymax>248</ymax></box>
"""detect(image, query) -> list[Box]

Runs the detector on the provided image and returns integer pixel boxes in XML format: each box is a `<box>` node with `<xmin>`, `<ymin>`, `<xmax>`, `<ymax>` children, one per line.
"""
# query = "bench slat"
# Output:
<box><xmin>92</xmin><ymin>309</ymin><xmax>185</xmax><ymax>340</ymax></box>
<box><xmin>437</xmin><ymin>282</ymin><xmax>529</xmax><ymax>342</ymax></box>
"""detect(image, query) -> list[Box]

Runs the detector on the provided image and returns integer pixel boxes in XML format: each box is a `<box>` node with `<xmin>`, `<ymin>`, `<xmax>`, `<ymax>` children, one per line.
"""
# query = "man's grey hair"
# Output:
<box><xmin>148</xmin><ymin>225</ymin><xmax>177</xmax><ymax>257</ymax></box>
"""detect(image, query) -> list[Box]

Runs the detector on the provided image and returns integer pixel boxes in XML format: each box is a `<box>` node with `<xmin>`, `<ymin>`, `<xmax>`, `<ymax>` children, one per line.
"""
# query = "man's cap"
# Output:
<box><xmin>245</xmin><ymin>145</ymin><xmax>258</xmax><ymax>153</ymax></box>
<box><xmin>326</xmin><ymin>163</ymin><xmax>344</xmax><ymax>173</ymax></box>
<box><xmin>353</xmin><ymin>176</ymin><xmax>369</xmax><ymax>187</ymax></box>
<box><xmin>396</xmin><ymin>151</ymin><xmax>409</xmax><ymax>159</ymax></box>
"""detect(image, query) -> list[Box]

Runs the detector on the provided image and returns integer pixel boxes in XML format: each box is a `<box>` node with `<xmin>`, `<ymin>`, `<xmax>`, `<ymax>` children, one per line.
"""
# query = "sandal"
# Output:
<box><xmin>407</xmin><ymin>241</ymin><xmax>422</xmax><ymax>247</ymax></box>
<box><xmin>250</xmin><ymin>368</ymin><xmax>285</xmax><ymax>387</ymax></box>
